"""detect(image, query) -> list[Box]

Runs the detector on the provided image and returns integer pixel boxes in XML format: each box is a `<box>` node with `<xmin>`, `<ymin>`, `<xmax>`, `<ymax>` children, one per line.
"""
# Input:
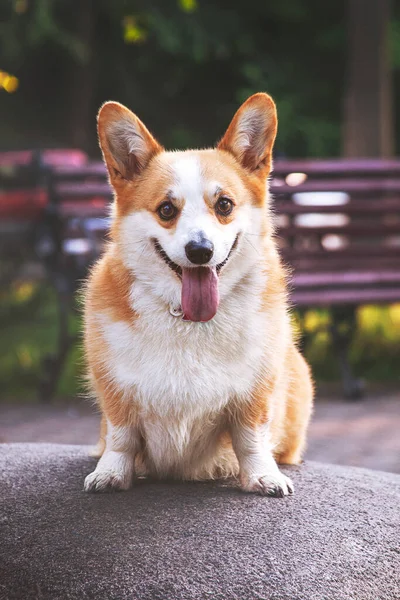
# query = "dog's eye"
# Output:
<box><xmin>215</xmin><ymin>197</ymin><xmax>234</xmax><ymax>216</ymax></box>
<box><xmin>158</xmin><ymin>202</ymin><xmax>178</xmax><ymax>221</ymax></box>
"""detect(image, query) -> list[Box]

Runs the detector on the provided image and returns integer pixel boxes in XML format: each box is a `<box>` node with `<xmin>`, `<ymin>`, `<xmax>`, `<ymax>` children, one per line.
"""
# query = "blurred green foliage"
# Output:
<box><xmin>0</xmin><ymin>0</ymin><xmax>399</xmax><ymax>156</ymax></box>
<box><xmin>0</xmin><ymin>283</ymin><xmax>84</xmax><ymax>399</ymax></box>
<box><xmin>0</xmin><ymin>282</ymin><xmax>399</xmax><ymax>401</ymax></box>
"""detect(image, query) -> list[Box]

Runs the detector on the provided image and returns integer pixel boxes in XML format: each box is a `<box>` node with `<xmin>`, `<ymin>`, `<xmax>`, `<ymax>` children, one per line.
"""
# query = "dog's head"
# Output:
<box><xmin>98</xmin><ymin>93</ymin><xmax>277</xmax><ymax>322</ymax></box>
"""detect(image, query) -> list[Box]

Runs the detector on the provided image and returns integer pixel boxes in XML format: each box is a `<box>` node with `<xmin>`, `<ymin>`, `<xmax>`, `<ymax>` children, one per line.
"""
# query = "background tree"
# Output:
<box><xmin>343</xmin><ymin>0</ymin><xmax>394</xmax><ymax>157</ymax></box>
<box><xmin>1</xmin><ymin>0</ymin><xmax>399</xmax><ymax>157</ymax></box>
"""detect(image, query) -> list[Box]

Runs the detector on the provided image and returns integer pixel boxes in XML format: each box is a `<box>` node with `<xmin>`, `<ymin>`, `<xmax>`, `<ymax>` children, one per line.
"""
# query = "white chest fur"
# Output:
<box><xmin>97</xmin><ymin>268</ymin><xmax>269</xmax><ymax>420</ymax></box>
<box><xmin>95</xmin><ymin>263</ymin><xmax>277</xmax><ymax>477</ymax></box>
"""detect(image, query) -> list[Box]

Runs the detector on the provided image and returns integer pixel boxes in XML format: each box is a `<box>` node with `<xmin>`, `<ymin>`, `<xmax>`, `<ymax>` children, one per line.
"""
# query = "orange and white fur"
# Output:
<box><xmin>83</xmin><ymin>93</ymin><xmax>313</xmax><ymax>497</ymax></box>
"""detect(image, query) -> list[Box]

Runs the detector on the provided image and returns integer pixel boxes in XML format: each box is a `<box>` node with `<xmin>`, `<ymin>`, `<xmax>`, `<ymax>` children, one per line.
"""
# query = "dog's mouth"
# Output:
<box><xmin>153</xmin><ymin>240</ymin><xmax>183</xmax><ymax>277</ymax></box>
<box><xmin>152</xmin><ymin>235</ymin><xmax>239</xmax><ymax>322</ymax></box>
<box><xmin>152</xmin><ymin>235</ymin><xmax>239</xmax><ymax>279</ymax></box>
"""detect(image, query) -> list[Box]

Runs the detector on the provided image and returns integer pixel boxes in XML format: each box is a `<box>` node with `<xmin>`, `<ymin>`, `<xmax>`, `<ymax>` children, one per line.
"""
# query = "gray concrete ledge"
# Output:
<box><xmin>0</xmin><ymin>443</ymin><xmax>399</xmax><ymax>600</ymax></box>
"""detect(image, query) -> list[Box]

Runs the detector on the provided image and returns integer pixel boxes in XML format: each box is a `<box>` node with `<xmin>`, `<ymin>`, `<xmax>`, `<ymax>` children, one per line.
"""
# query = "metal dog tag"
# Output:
<box><xmin>169</xmin><ymin>304</ymin><xmax>183</xmax><ymax>318</ymax></box>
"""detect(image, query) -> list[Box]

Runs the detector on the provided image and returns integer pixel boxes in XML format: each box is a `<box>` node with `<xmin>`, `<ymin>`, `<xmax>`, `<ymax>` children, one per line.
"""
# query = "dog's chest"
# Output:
<box><xmin>100</xmin><ymin>282</ymin><xmax>268</xmax><ymax>416</ymax></box>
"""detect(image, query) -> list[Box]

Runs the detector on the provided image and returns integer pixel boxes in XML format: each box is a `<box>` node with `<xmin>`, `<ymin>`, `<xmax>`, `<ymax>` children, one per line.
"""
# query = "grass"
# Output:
<box><xmin>0</xmin><ymin>282</ymin><xmax>84</xmax><ymax>401</ymax></box>
<box><xmin>0</xmin><ymin>282</ymin><xmax>399</xmax><ymax>401</ymax></box>
<box><xmin>297</xmin><ymin>305</ymin><xmax>400</xmax><ymax>382</ymax></box>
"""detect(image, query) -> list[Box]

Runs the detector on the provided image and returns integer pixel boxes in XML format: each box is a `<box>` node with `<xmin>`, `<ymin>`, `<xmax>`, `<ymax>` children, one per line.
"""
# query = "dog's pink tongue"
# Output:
<box><xmin>181</xmin><ymin>267</ymin><xmax>219</xmax><ymax>322</ymax></box>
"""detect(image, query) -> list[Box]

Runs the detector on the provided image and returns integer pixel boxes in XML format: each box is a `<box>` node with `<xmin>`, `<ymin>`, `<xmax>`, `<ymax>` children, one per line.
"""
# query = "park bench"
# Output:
<box><xmin>1</xmin><ymin>152</ymin><xmax>400</xmax><ymax>399</ymax></box>
<box><xmin>271</xmin><ymin>159</ymin><xmax>400</xmax><ymax>397</ymax></box>
<box><xmin>0</xmin><ymin>150</ymin><xmax>101</xmax><ymax>398</ymax></box>
<box><xmin>0</xmin><ymin>149</ymin><xmax>88</xmax><ymax>285</ymax></box>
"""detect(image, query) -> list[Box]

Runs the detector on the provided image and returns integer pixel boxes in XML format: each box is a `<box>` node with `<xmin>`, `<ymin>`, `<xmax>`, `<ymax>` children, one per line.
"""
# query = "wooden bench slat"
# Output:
<box><xmin>288</xmin><ymin>259</ymin><xmax>400</xmax><ymax>274</ymax></box>
<box><xmin>292</xmin><ymin>287</ymin><xmax>400</xmax><ymax>306</ymax></box>
<box><xmin>53</xmin><ymin>161</ymin><xmax>107</xmax><ymax>178</ymax></box>
<box><xmin>293</xmin><ymin>271</ymin><xmax>400</xmax><ymax>287</ymax></box>
<box><xmin>283</xmin><ymin>246</ymin><xmax>400</xmax><ymax>259</ymax></box>
<box><xmin>0</xmin><ymin>188</ymin><xmax>47</xmax><ymax>219</ymax></box>
<box><xmin>54</xmin><ymin>182</ymin><xmax>112</xmax><ymax>198</ymax></box>
<box><xmin>54</xmin><ymin>158</ymin><xmax>400</xmax><ymax>180</ymax></box>
<box><xmin>59</xmin><ymin>200</ymin><xmax>110</xmax><ymax>218</ymax></box>
<box><xmin>274</xmin><ymin>200</ymin><xmax>400</xmax><ymax>214</ymax></box>
<box><xmin>272</xmin><ymin>158</ymin><xmax>400</xmax><ymax>176</ymax></box>
<box><xmin>271</xmin><ymin>179</ymin><xmax>400</xmax><ymax>195</ymax></box>
<box><xmin>278</xmin><ymin>224</ymin><xmax>400</xmax><ymax>236</ymax></box>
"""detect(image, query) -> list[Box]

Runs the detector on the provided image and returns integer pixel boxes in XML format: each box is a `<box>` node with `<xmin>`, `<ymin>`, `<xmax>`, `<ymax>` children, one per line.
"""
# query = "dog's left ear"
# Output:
<box><xmin>218</xmin><ymin>93</ymin><xmax>277</xmax><ymax>176</ymax></box>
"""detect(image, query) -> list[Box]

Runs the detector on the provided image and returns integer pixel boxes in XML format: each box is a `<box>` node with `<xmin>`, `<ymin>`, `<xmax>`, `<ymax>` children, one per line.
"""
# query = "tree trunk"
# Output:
<box><xmin>65</xmin><ymin>0</ymin><xmax>95</xmax><ymax>152</ymax></box>
<box><xmin>343</xmin><ymin>0</ymin><xmax>393</xmax><ymax>157</ymax></box>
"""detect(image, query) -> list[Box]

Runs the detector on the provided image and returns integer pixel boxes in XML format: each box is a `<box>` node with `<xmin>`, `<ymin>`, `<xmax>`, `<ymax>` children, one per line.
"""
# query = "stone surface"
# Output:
<box><xmin>0</xmin><ymin>443</ymin><xmax>399</xmax><ymax>600</ymax></box>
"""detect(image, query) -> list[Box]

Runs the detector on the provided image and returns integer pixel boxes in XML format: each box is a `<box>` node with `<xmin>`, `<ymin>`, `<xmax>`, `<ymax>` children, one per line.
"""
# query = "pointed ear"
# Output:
<box><xmin>97</xmin><ymin>102</ymin><xmax>162</xmax><ymax>183</ymax></box>
<box><xmin>218</xmin><ymin>93</ymin><xmax>277</xmax><ymax>175</ymax></box>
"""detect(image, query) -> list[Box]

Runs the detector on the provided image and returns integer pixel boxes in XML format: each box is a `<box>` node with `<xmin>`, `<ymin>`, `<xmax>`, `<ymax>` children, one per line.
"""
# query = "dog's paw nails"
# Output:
<box><xmin>84</xmin><ymin>470</ymin><xmax>131</xmax><ymax>493</ymax></box>
<box><xmin>241</xmin><ymin>472</ymin><xmax>294</xmax><ymax>497</ymax></box>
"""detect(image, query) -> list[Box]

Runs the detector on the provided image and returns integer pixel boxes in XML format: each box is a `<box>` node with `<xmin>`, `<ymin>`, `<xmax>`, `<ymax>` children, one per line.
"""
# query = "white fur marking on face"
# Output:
<box><xmin>163</xmin><ymin>155</ymin><xmax>240</xmax><ymax>268</ymax></box>
<box><xmin>171</xmin><ymin>155</ymin><xmax>204</xmax><ymax>203</ymax></box>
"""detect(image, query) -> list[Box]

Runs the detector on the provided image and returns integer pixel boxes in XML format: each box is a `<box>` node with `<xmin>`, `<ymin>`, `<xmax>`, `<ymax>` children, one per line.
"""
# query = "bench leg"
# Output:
<box><xmin>330</xmin><ymin>307</ymin><xmax>365</xmax><ymax>400</ymax></box>
<box><xmin>38</xmin><ymin>285</ymin><xmax>74</xmax><ymax>402</ymax></box>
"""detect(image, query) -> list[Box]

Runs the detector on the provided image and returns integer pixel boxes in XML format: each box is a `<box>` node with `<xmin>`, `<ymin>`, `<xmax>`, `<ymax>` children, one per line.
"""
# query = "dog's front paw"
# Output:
<box><xmin>240</xmin><ymin>471</ymin><xmax>294</xmax><ymax>497</ymax></box>
<box><xmin>84</xmin><ymin>469</ymin><xmax>132</xmax><ymax>493</ymax></box>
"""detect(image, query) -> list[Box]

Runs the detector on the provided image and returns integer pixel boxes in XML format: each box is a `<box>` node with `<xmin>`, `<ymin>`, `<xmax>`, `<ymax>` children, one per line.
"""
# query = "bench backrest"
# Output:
<box><xmin>2</xmin><ymin>153</ymin><xmax>400</xmax><ymax>305</ymax></box>
<box><xmin>271</xmin><ymin>159</ymin><xmax>400</xmax><ymax>274</ymax></box>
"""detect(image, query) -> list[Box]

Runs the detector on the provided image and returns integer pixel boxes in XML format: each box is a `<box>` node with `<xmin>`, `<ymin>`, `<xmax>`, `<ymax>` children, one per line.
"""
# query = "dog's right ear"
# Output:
<box><xmin>97</xmin><ymin>102</ymin><xmax>162</xmax><ymax>185</ymax></box>
<box><xmin>218</xmin><ymin>93</ymin><xmax>277</xmax><ymax>177</ymax></box>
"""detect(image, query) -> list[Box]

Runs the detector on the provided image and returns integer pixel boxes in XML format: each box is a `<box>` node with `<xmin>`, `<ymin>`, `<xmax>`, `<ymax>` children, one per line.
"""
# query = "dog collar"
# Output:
<box><xmin>169</xmin><ymin>303</ymin><xmax>183</xmax><ymax>318</ymax></box>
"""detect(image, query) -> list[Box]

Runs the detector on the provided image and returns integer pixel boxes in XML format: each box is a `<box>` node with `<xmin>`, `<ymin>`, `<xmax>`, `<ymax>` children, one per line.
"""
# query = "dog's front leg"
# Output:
<box><xmin>84</xmin><ymin>418</ymin><xmax>139</xmax><ymax>493</ymax></box>
<box><xmin>231</xmin><ymin>420</ymin><xmax>294</xmax><ymax>497</ymax></box>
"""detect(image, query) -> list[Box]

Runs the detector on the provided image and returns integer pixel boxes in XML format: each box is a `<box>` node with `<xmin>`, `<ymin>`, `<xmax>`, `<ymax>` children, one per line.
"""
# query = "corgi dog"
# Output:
<box><xmin>83</xmin><ymin>93</ymin><xmax>313</xmax><ymax>497</ymax></box>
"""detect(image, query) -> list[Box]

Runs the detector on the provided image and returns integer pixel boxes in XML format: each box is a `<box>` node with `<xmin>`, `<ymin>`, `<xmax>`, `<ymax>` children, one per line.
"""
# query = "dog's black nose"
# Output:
<box><xmin>185</xmin><ymin>238</ymin><xmax>214</xmax><ymax>265</ymax></box>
